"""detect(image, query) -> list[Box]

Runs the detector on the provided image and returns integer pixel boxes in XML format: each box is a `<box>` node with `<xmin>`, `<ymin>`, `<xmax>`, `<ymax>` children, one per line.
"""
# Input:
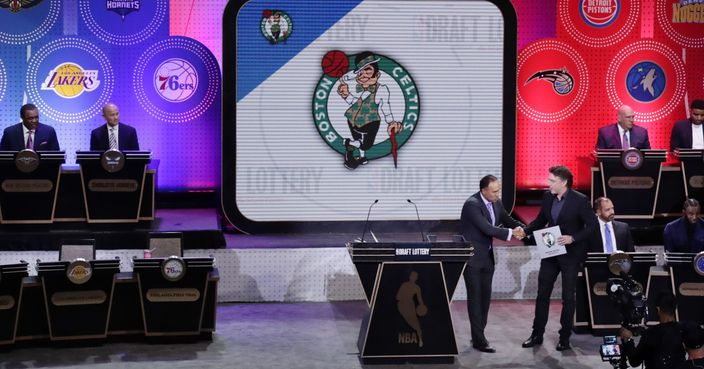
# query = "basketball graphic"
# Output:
<box><xmin>53</xmin><ymin>64</ymin><xmax>84</xmax><ymax>98</ymax></box>
<box><xmin>154</xmin><ymin>58</ymin><xmax>198</xmax><ymax>102</ymax></box>
<box><xmin>416</xmin><ymin>304</ymin><xmax>428</xmax><ymax>317</ymax></box>
<box><xmin>322</xmin><ymin>50</ymin><xmax>349</xmax><ymax>78</ymax></box>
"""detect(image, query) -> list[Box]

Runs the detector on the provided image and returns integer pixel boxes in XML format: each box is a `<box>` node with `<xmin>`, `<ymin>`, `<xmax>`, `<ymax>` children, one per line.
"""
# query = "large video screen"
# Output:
<box><xmin>223</xmin><ymin>0</ymin><xmax>516</xmax><ymax>232</ymax></box>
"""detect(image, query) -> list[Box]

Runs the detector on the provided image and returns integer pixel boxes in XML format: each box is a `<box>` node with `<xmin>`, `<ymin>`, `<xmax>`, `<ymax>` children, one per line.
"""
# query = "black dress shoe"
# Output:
<box><xmin>521</xmin><ymin>335</ymin><xmax>543</xmax><ymax>348</ymax></box>
<box><xmin>556</xmin><ymin>341</ymin><xmax>571</xmax><ymax>351</ymax></box>
<box><xmin>472</xmin><ymin>344</ymin><xmax>496</xmax><ymax>353</ymax></box>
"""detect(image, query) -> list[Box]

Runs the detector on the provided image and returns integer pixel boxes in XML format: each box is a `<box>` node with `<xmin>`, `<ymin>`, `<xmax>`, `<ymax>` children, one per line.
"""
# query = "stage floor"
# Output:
<box><xmin>3</xmin><ymin>300</ymin><xmax>606</xmax><ymax>369</ymax></box>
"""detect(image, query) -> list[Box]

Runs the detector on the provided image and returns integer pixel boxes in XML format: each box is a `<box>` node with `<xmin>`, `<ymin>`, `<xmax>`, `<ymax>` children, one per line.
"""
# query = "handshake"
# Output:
<box><xmin>512</xmin><ymin>226</ymin><xmax>526</xmax><ymax>240</ymax></box>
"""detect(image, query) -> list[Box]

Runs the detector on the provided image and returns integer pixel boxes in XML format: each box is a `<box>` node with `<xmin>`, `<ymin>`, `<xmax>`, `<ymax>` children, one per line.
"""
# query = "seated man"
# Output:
<box><xmin>0</xmin><ymin>103</ymin><xmax>60</xmax><ymax>151</ymax></box>
<box><xmin>588</xmin><ymin>197</ymin><xmax>635</xmax><ymax>253</ymax></box>
<box><xmin>90</xmin><ymin>103</ymin><xmax>139</xmax><ymax>151</ymax></box>
<box><xmin>670</xmin><ymin>99</ymin><xmax>704</xmax><ymax>151</ymax></box>
<box><xmin>664</xmin><ymin>199</ymin><xmax>704</xmax><ymax>253</ymax></box>
<box><xmin>596</xmin><ymin>105</ymin><xmax>651</xmax><ymax>150</ymax></box>
<box><xmin>678</xmin><ymin>321</ymin><xmax>704</xmax><ymax>369</ymax></box>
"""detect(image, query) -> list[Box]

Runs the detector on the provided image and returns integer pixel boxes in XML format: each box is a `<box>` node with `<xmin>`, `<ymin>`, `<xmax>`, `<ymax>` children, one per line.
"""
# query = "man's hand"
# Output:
<box><xmin>338</xmin><ymin>79</ymin><xmax>349</xmax><ymax>98</ymax></box>
<box><xmin>387</xmin><ymin>121</ymin><xmax>403</xmax><ymax>136</ymax></box>
<box><xmin>513</xmin><ymin>227</ymin><xmax>526</xmax><ymax>240</ymax></box>
<box><xmin>558</xmin><ymin>235</ymin><xmax>574</xmax><ymax>245</ymax></box>
<box><xmin>619</xmin><ymin>327</ymin><xmax>633</xmax><ymax>340</ymax></box>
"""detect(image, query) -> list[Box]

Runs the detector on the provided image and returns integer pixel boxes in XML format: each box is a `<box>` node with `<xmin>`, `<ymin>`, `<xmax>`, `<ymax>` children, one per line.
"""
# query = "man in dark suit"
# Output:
<box><xmin>0</xmin><ymin>103</ymin><xmax>59</xmax><ymax>151</ymax></box>
<box><xmin>588</xmin><ymin>197</ymin><xmax>635</xmax><ymax>253</ymax></box>
<box><xmin>460</xmin><ymin>175</ymin><xmax>525</xmax><ymax>353</ymax></box>
<box><xmin>90</xmin><ymin>103</ymin><xmax>139</xmax><ymax>151</ymax></box>
<box><xmin>596</xmin><ymin>105</ymin><xmax>651</xmax><ymax>150</ymax></box>
<box><xmin>670</xmin><ymin>99</ymin><xmax>704</xmax><ymax>151</ymax></box>
<box><xmin>664</xmin><ymin>199</ymin><xmax>704</xmax><ymax>253</ymax></box>
<box><xmin>521</xmin><ymin>165</ymin><xmax>598</xmax><ymax>351</ymax></box>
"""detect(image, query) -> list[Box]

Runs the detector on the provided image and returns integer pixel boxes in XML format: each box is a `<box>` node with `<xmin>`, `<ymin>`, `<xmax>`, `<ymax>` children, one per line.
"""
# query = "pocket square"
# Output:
<box><xmin>38</xmin><ymin>141</ymin><xmax>48</xmax><ymax>146</ymax></box>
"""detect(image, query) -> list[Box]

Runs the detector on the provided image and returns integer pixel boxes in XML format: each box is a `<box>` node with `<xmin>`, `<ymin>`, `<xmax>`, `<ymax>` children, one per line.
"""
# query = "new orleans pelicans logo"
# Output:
<box><xmin>525</xmin><ymin>68</ymin><xmax>575</xmax><ymax>95</ymax></box>
<box><xmin>40</xmin><ymin>62</ymin><xmax>101</xmax><ymax>99</ymax></box>
<box><xmin>0</xmin><ymin>0</ymin><xmax>43</xmax><ymax>12</ymax></box>
<box><xmin>626</xmin><ymin>61</ymin><xmax>666</xmax><ymax>103</ymax></box>
<box><xmin>260</xmin><ymin>9</ymin><xmax>291</xmax><ymax>44</ymax></box>
<box><xmin>313</xmin><ymin>51</ymin><xmax>419</xmax><ymax>170</ymax></box>
<box><xmin>580</xmin><ymin>0</ymin><xmax>620</xmax><ymax>27</ymax></box>
<box><xmin>106</xmin><ymin>0</ymin><xmax>140</xmax><ymax>21</ymax></box>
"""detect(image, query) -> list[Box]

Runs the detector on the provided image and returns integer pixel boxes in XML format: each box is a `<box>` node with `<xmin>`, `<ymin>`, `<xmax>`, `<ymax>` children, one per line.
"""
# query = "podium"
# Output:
<box><xmin>37</xmin><ymin>258</ymin><xmax>120</xmax><ymax>340</ymax></box>
<box><xmin>0</xmin><ymin>263</ymin><xmax>28</xmax><ymax>345</ymax></box>
<box><xmin>666</xmin><ymin>252</ymin><xmax>704</xmax><ymax>325</ymax></box>
<box><xmin>594</xmin><ymin>149</ymin><xmax>667</xmax><ymax>219</ymax></box>
<box><xmin>348</xmin><ymin>241</ymin><xmax>472</xmax><ymax>360</ymax></box>
<box><xmin>133</xmin><ymin>257</ymin><xmax>215</xmax><ymax>336</ymax></box>
<box><xmin>0</xmin><ymin>150</ymin><xmax>64</xmax><ymax>223</ymax></box>
<box><xmin>76</xmin><ymin>150</ymin><xmax>151</xmax><ymax>223</ymax></box>
<box><xmin>584</xmin><ymin>252</ymin><xmax>656</xmax><ymax>333</ymax></box>
<box><xmin>675</xmin><ymin>149</ymin><xmax>704</xmax><ymax>207</ymax></box>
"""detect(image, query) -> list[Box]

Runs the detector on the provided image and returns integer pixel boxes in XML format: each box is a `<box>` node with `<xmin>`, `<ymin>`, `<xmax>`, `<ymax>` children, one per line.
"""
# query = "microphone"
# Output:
<box><xmin>360</xmin><ymin>199</ymin><xmax>379</xmax><ymax>243</ymax></box>
<box><xmin>407</xmin><ymin>199</ymin><xmax>425</xmax><ymax>242</ymax></box>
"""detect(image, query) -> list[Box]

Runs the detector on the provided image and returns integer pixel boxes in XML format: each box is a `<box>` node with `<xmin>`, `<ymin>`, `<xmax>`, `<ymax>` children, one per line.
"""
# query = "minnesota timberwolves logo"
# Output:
<box><xmin>154</xmin><ymin>58</ymin><xmax>197</xmax><ymax>102</ymax></box>
<box><xmin>579</xmin><ymin>0</ymin><xmax>620</xmax><ymax>27</ymax></box>
<box><xmin>525</xmin><ymin>68</ymin><xmax>575</xmax><ymax>95</ymax></box>
<box><xmin>106</xmin><ymin>0</ymin><xmax>140</xmax><ymax>21</ymax></box>
<box><xmin>313</xmin><ymin>51</ymin><xmax>420</xmax><ymax>170</ymax></box>
<box><xmin>260</xmin><ymin>10</ymin><xmax>291</xmax><ymax>44</ymax></box>
<box><xmin>627</xmin><ymin>61</ymin><xmax>666</xmax><ymax>103</ymax></box>
<box><xmin>41</xmin><ymin>62</ymin><xmax>101</xmax><ymax>99</ymax></box>
<box><xmin>0</xmin><ymin>0</ymin><xmax>43</xmax><ymax>12</ymax></box>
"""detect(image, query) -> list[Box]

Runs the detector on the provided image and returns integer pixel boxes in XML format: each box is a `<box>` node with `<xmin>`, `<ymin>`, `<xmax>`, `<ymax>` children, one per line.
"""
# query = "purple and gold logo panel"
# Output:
<box><xmin>79</xmin><ymin>0</ymin><xmax>167</xmax><ymax>45</ymax></box>
<box><xmin>133</xmin><ymin>37</ymin><xmax>219</xmax><ymax>123</ymax></box>
<box><xmin>25</xmin><ymin>37</ymin><xmax>114</xmax><ymax>123</ymax></box>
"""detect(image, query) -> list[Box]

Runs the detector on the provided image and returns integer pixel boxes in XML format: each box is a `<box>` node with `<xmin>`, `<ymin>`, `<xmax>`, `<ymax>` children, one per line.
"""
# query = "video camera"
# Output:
<box><xmin>605</xmin><ymin>252</ymin><xmax>648</xmax><ymax>333</ymax></box>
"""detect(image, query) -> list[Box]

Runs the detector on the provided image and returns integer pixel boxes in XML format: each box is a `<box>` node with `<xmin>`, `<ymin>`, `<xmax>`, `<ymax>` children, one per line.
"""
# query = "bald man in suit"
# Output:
<box><xmin>596</xmin><ymin>105</ymin><xmax>651</xmax><ymax>150</ymax></box>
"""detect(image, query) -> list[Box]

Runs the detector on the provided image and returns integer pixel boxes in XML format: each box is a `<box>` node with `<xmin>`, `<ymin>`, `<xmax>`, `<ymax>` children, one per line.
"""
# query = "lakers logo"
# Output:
<box><xmin>40</xmin><ymin>62</ymin><xmax>101</xmax><ymax>99</ymax></box>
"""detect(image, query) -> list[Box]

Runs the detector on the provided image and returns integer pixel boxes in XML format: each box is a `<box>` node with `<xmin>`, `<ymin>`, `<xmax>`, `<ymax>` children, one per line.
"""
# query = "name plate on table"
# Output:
<box><xmin>88</xmin><ymin>179</ymin><xmax>139</xmax><ymax>192</ymax></box>
<box><xmin>395</xmin><ymin>247</ymin><xmax>431</xmax><ymax>260</ymax></box>
<box><xmin>1</xmin><ymin>179</ymin><xmax>53</xmax><ymax>192</ymax></box>
<box><xmin>146</xmin><ymin>288</ymin><xmax>201</xmax><ymax>302</ymax></box>
<box><xmin>533</xmin><ymin>226</ymin><xmax>566</xmax><ymax>259</ymax></box>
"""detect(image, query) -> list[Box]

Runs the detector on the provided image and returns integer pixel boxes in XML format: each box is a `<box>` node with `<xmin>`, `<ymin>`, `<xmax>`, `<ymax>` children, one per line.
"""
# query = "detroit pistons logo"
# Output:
<box><xmin>580</xmin><ymin>0</ymin><xmax>620</xmax><ymax>27</ymax></box>
<box><xmin>313</xmin><ymin>51</ymin><xmax>419</xmax><ymax>170</ymax></box>
<box><xmin>626</xmin><ymin>61</ymin><xmax>666</xmax><ymax>103</ymax></box>
<box><xmin>260</xmin><ymin>9</ymin><xmax>291</xmax><ymax>44</ymax></box>
<box><xmin>154</xmin><ymin>58</ymin><xmax>198</xmax><ymax>102</ymax></box>
<box><xmin>40</xmin><ymin>62</ymin><xmax>101</xmax><ymax>99</ymax></box>
<box><xmin>0</xmin><ymin>0</ymin><xmax>43</xmax><ymax>12</ymax></box>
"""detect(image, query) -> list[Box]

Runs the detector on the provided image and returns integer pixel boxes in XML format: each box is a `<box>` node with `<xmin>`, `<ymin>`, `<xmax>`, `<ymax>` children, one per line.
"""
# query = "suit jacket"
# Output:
<box><xmin>0</xmin><ymin>122</ymin><xmax>60</xmax><ymax>151</ymax></box>
<box><xmin>525</xmin><ymin>189</ymin><xmax>598</xmax><ymax>263</ymax></box>
<box><xmin>670</xmin><ymin>119</ymin><xmax>703</xmax><ymax>151</ymax></box>
<box><xmin>460</xmin><ymin>192</ymin><xmax>524</xmax><ymax>266</ymax></box>
<box><xmin>587</xmin><ymin>220</ymin><xmax>635</xmax><ymax>253</ymax></box>
<box><xmin>90</xmin><ymin>123</ymin><xmax>139</xmax><ymax>151</ymax></box>
<box><xmin>596</xmin><ymin>124</ymin><xmax>651</xmax><ymax>150</ymax></box>
<box><xmin>663</xmin><ymin>217</ymin><xmax>704</xmax><ymax>253</ymax></box>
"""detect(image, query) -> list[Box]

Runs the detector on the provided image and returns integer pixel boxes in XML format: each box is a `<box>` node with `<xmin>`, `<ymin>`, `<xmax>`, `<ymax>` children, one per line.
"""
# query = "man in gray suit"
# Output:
<box><xmin>588</xmin><ymin>197</ymin><xmax>635</xmax><ymax>253</ymax></box>
<box><xmin>460</xmin><ymin>175</ymin><xmax>525</xmax><ymax>353</ymax></box>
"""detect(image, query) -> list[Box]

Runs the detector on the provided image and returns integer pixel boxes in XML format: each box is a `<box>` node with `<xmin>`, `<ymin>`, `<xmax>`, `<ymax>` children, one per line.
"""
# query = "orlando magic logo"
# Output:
<box><xmin>525</xmin><ymin>68</ymin><xmax>575</xmax><ymax>95</ymax></box>
<box><xmin>0</xmin><ymin>0</ymin><xmax>43</xmax><ymax>13</ymax></box>
<box><xmin>106</xmin><ymin>0</ymin><xmax>140</xmax><ymax>21</ymax></box>
<box><xmin>627</xmin><ymin>61</ymin><xmax>666</xmax><ymax>103</ymax></box>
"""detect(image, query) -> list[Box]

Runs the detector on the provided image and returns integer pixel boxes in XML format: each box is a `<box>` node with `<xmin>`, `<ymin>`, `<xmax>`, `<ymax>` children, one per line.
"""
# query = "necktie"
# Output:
<box><xmin>604</xmin><ymin>223</ymin><xmax>614</xmax><ymax>253</ymax></box>
<box><xmin>622</xmin><ymin>131</ymin><xmax>630</xmax><ymax>149</ymax></box>
<box><xmin>26</xmin><ymin>130</ymin><xmax>33</xmax><ymax>149</ymax></box>
<box><xmin>109</xmin><ymin>127</ymin><xmax>117</xmax><ymax>150</ymax></box>
<box><xmin>487</xmin><ymin>202</ymin><xmax>496</xmax><ymax>225</ymax></box>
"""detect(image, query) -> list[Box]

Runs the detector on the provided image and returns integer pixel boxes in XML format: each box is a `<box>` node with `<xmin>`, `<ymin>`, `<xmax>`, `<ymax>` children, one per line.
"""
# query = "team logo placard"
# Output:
<box><xmin>260</xmin><ymin>9</ymin><xmax>291</xmax><ymax>44</ymax></box>
<box><xmin>161</xmin><ymin>256</ymin><xmax>186</xmax><ymax>282</ymax></box>
<box><xmin>79</xmin><ymin>0</ymin><xmax>167</xmax><ymax>45</ymax></box>
<box><xmin>133</xmin><ymin>37</ymin><xmax>220</xmax><ymax>122</ymax></box>
<box><xmin>100</xmin><ymin>149</ymin><xmax>124</xmax><ymax>172</ymax></box>
<box><xmin>656</xmin><ymin>0</ymin><xmax>704</xmax><ymax>48</ymax></box>
<box><xmin>694</xmin><ymin>252</ymin><xmax>704</xmax><ymax>277</ymax></box>
<box><xmin>621</xmin><ymin>148</ymin><xmax>644</xmax><ymax>170</ymax></box>
<box><xmin>517</xmin><ymin>40</ymin><xmax>589</xmax><ymax>122</ymax></box>
<box><xmin>26</xmin><ymin>38</ymin><xmax>114</xmax><ymax>123</ymax></box>
<box><xmin>15</xmin><ymin>149</ymin><xmax>39</xmax><ymax>173</ymax></box>
<box><xmin>313</xmin><ymin>51</ymin><xmax>419</xmax><ymax>170</ymax></box>
<box><xmin>606</xmin><ymin>40</ymin><xmax>686</xmax><ymax>122</ymax></box>
<box><xmin>542</xmin><ymin>232</ymin><xmax>556</xmax><ymax>247</ymax></box>
<box><xmin>66</xmin><ymin>258</ymin><xmax>92</xmax><ymax>285</ymax></box>
<box><xmin>559</xmin><ymin>0</ymin><xmax>639</xmax><ymax>47</ymax></box>
<box><xmin>0</xmin><ymin>0</ymin><xmax>58</xmax><ymax>44</ymax></box>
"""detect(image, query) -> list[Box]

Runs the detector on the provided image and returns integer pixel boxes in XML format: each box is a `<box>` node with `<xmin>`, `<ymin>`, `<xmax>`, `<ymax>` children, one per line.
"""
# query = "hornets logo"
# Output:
<box><xmin>627</xmin><ymin>61</ymin><xmax>666</xmax><ymax>103</ymax></box>
<box><xmin>0</xmin><ymin>0</ymin><xmax>43</xmax><ymax>12</ymax></box>
<box><xmin>525</xmin><ymin>68</ymin><xmax>575</xmax><ymax>95</ymax></box>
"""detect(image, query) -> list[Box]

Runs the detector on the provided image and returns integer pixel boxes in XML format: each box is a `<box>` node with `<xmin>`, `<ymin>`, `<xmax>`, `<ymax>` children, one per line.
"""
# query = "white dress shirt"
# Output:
<box><xmin>617</xmin><ymin>125</ymin><xmax>630</xmax><ymax>149</ymax></box>
<box><xmin>480</xmin><ymin>193</ymin><xmax>512</xmax><ymax>241</ymax></box>
<box><xmin>598</xmin><ymin>218</ymin><xmax>618</xmax><ymax>253</ymax></box>
<box><xmin>107</xmin><ymin>124</ymin><xmax>119</xmax><ymax>149</ymax></box>
<box><xmin>692</xmin><ymin>123</ymin><xmax>704</xmax><ymax>149</ymax></box>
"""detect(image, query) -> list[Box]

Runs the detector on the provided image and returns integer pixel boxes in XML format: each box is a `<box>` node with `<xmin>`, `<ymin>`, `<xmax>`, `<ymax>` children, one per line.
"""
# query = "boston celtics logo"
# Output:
<box><xmin>313</xmin><ymin>51</ymin><xmax>419</xmax><ymax>170</ymax></box>
<box><xmin>260</xmin><ymin>9</ymin><xmax>291</xmax><ymax>44</ymax></box>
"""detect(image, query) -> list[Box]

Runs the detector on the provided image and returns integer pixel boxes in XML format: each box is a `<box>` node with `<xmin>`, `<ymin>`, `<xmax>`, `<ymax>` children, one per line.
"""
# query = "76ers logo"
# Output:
<box><xmin>154</xmin><ymin>58</ymin><xmax>197</xmax><ymax>102</ymax></box>
<box><xmin>313</xmin><ymin>51</ymin><xmax>419</xmax><ymax>170</ymax></box>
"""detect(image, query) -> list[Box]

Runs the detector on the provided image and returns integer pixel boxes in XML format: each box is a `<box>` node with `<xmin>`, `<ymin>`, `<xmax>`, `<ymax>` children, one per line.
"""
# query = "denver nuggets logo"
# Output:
<box><xmin>154</xmin><ymin>58</ymin><xmax>198</xmax><ymax>102</ymax></box>
<box><xmin>580</xmin><ymin>0</ymin><xmax>620</xmax><ymax>27</ymax></box>
<box><xmin>0</xmin><ymin>0</ymin><xmax>43</xmax><ymax>13</ymax></box>
<box><xmin>260</xmin><ymin>9</ymin><xmax>291</xmax><ymax>44</ymax></box>
<box><xmin>40</xmin><ymin>62</ymin><xmax>101</xmax><ymax>99</ymax></box>
<box><xmin>313</xmin><ymin>51</ymin><xmax>419</xmax><ymax>170</ymax></box>
<box><xmin>106</xmin><ymin>0</ymin><xmax>140</xmax><ymax>21</ymax></box>
<box><xmin>525</xmin><ymin>68</ymin><xmax>575</xmax><ymax>95</ymax></box>
<box><xmin>626</xmin><ymin>61</ymin><xmax>666</xmax><ymax>103</ymax></box>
